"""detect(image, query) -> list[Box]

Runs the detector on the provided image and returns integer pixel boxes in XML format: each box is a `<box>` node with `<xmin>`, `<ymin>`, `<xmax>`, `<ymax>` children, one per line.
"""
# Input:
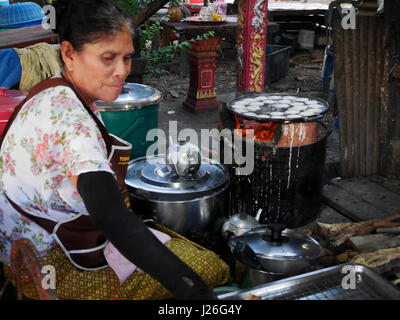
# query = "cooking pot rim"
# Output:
<box><xmin>228</xmin><ymin>225</ymin><xmax>323</xmax><ymax>262</ymax></box>
<box><xmin>126</xmin><ymin>155</ymin><xmax>230</xmax><ymax>199</ymax></box>
<box><xmin>129</xmin><ymin>182</ymin><xmax>230</xmax><ymax>202</ymax></box>
<box><xmin>254</xmin><ymin>252</ymin><xmax>322</xmax><ymax>261</ymax></box>
<box><xmin>234</xmin><ymin>122</ymin><xmax>328</xmax><ymax>148</ymax></box>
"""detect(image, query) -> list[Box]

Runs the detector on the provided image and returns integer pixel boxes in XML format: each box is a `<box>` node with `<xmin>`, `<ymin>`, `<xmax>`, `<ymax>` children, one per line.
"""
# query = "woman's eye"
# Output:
<box><xmin>103</xmin><ymin>56</ymin><xmax>114</xmax><ymax>62</ymax></box>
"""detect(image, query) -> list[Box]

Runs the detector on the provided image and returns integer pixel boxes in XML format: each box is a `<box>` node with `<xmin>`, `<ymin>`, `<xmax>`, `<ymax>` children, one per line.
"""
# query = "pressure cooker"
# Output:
<box><xmin>125</xmin><ymin>142</ymin><xmax>230</xmax><ymax>235</ymax></box>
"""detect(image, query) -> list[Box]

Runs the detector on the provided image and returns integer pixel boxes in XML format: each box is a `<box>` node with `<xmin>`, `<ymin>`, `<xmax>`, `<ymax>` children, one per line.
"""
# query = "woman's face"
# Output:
<box><xmin>62</xmin><ymin>24</ymin><xmax>133</xmax><ymax>103</ymax></box>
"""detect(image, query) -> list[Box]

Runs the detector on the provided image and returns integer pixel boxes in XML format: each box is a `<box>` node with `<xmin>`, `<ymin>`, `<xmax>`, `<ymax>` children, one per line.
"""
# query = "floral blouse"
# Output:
<box><xmin>0</xmin><ymin>84</ymin><xmax>114</xmax><ymax>265</ymax></box>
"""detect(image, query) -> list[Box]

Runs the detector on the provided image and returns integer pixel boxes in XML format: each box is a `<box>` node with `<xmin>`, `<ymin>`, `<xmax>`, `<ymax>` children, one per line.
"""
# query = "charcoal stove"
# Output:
<box><xmin>219</xmin><ymin>93</ymin><xmax>329</xmax><ymax>228</ymax></box>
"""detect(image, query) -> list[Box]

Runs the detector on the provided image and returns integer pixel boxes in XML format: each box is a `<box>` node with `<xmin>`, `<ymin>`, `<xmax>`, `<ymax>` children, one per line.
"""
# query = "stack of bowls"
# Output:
<box><xmin>0</xmin><ymin>2</ymin><xmax>45</xmax><ymax>28</ymax></box>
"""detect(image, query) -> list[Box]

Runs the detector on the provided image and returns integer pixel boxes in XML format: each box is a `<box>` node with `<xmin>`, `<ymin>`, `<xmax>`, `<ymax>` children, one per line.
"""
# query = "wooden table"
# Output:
<box><xmin>162</xmin><ymin>19</ymin><xmax>237</xmax><ymax>112</ymax></box>
<box><xmin>0</xmin><ymin>25</ymin><xmax>58</xmax><ymax>50</ymax></box>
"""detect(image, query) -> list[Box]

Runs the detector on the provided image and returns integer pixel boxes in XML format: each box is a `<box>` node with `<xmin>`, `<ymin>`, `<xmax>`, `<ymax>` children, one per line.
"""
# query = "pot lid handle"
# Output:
<box><xmin>263</xmin><ymin>223</ymin><xmax>286</xmax><ymax>243</ymax></box>
<box><xmin>121</xmin><ymin>83</ymin><xmax>132</xmax><ymax>94</ymax></box>
<box><xmin>233</xmin><ymin>241</ymin><xmax>263</xmax><ymax>270</ymax></box>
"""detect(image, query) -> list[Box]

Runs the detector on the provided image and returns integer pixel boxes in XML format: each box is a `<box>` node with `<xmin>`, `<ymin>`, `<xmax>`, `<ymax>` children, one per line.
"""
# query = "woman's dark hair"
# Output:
<box><xmin>53</xmin><ymin>0</ymin><xmax>134</xmax><ymax>51</ymax></box>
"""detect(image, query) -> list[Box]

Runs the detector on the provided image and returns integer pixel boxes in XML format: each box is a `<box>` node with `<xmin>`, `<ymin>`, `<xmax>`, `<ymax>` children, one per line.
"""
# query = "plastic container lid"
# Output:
<box><xmin>96</xmin><ymin>83</ymin><xmax>162</xmax><ymax>112</ymax></box>
<box><xmin>0</xmin><ymin>2</ymin><xmax>45</xmax><ymax>28</ymax></box>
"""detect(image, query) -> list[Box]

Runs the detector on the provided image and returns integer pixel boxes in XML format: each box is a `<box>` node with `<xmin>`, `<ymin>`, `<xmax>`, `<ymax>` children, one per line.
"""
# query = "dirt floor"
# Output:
<box><xmin>143</xmin><ymin>46</ymin><xmax>341</xmax><ymax>177</ymax></box>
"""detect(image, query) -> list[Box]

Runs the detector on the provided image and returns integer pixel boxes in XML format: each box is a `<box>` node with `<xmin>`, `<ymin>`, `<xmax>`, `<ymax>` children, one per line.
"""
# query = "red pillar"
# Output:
<box><xmin>236</xmin><ymin>0</ymin><xmax>269</xmax><ymax>94</ymax></box>
<box><xmin>183</xmin><ymin>36</ymin><xmax>221</xmax><ymax>112</ymax></box>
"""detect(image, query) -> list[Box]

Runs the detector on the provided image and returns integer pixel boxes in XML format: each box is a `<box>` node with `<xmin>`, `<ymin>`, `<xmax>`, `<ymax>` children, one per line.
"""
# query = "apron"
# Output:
<box><xmin>0</xmin><ymin>77</ymin><xmax>132</xmax><ymax>271</ymax></box>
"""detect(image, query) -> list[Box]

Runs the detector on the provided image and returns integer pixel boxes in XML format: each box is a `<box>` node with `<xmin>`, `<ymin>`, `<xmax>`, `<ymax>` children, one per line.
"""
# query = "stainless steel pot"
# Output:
<box><xmin>125</xmin><ymin>154</ymin><xmax>230</xmax><ymax>235</ymax></box>
<box><xmin>235</xmin><ymin>262</ymin><xmax>277</xmax><ymax>289</ymax></box>
<box><xmin>221</xmin><ymin>209</ymin><xmax>262</xmax><ymax>241</ymax></box>
<box><xmin>229</xmin><ymin>223</ymin><xmax>323</xmax><ymax>288</ymax></box>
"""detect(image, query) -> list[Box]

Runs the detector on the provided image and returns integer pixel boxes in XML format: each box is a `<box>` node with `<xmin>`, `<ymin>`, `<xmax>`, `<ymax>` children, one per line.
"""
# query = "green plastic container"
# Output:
<box><xmin>97</xmin><ymin>83</ymin><xmax>162</xmax><ymax>160</ymax></box>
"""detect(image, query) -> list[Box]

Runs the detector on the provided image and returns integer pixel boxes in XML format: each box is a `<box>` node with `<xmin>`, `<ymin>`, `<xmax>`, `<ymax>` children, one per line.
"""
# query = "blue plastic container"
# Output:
<box><xmin>0</xmin><ymin>1</ymin><xmax>10</xmax><ymax>7</ymax></box>
<box><xmin>322</xmin><ymin>46</ymin><xmax>334</xmax><ymax>89</ymax></box>
<box><xmin>0</xmin><ymin>49</ymin><xmax>21</xmax><ymax>88</ymax></box>
<box><xmin>0</xmin><ymin>2</ymin><xmax>45</xmax><ymax>28</ymax></box>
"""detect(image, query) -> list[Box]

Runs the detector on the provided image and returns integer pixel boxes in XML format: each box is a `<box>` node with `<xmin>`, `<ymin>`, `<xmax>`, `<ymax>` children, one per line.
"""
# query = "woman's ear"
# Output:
<box><xmin>60</xmin><ymin>41</ymin><xmax>76</xmax><ymax>72</ymax></box>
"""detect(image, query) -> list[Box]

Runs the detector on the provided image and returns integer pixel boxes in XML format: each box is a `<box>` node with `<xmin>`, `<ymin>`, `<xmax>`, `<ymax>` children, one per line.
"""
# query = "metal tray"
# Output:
<box><xmin>226</xmin><ymin>93</ymin><xmax>329</xmax><ymax>123</ymax></box>
<box><xmin>218</xmin><ymin>264</ymin><xmax>400</xmax><ymax>300</ymax></box>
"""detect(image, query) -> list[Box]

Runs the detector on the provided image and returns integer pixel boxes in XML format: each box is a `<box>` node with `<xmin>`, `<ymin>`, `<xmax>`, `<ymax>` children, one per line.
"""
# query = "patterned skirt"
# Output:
<box><xmin>4</xmin><ymin>226</ymin><xmax>230</xmax><ymax>300</ymax></box>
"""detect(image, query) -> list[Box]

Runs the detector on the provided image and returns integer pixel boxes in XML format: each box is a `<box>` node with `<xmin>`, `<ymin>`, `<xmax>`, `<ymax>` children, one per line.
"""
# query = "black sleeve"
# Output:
<box><xmin>77</xmin><ymin>171</ymin><xmax>217</xmax><ymax>300</ymax></box>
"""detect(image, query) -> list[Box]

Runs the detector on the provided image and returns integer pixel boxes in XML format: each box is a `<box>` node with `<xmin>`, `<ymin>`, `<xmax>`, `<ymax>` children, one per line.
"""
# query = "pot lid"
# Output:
<box><xmin>125</xmin><ymin>155</ymin><xmax>230</xmax><ymax>201</ymax></box>
<box><xmin>96</xmin><ymin>83</ymin><xmax>162</xmax><ymax>112</ymax></box>
<box><xmin>226</xmin><ymin>93</ymin><xmax>329</xmax><ymax>123</ymax></box>
<box><xmin>0</xmin><ymin>87</ymin><xmax>25</xmax><ymax>111</ymax></box>
<box><xmin>229</xmin><ymin>224</ymin><xmax>323</xmax><ymax>262</ymax></box>
<box><xmin>229</xmin><ymin>213</ymin><xmax>260</xmax><ymax>230</ymax></box>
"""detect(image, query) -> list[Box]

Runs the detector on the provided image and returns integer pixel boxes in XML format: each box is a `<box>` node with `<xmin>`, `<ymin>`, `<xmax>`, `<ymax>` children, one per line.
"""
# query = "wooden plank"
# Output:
<box><xmin>333</xmin><ymin>20</ymin><xmax>349</xmax><ymax>176</ymax></box>
<box><xmin>351</xmin><ymin>247</ymin><xmax>400</xmax><ymax>274</ymax></box>
<box><xmin>317</xmin><ymin>220</ymin><xmax>375</xmax><ymax>248</ymax></box>
<box><xmin>293</xmin><ymin>205</ymin><xmax>351</xmax><ymax>235</ymax></box>
<box><xmin>370</xmin><ymin>176</ymin><xmax>400</xmax><ymax>196</ymax></box>
<box><xmin>329</xmin><ymin>177</ymin><xmax>400</xmax><ymax>217</ymax></box>
<box><xmin>348</xmin><ymin>234</ymin><xmax>400</xmax><ymax>253</ymax></box>
<box><xmin>317</xmin><ymin>205</ymin><xmax>353</xmax><ymax>224</ymax></box>
<box><xmin>0</xmin><ymin>25</ymin><xmax>58</xmax><ymax>50</ymax></box>
<box><xmin>382</xmin><ymin>180</ymin><xmax>400</xmax><ymax>196</ymax></box>
<box><xmin>322</xmin><ymin>182</ymin><xmax>389</xmax><ymax>221</ymax></box>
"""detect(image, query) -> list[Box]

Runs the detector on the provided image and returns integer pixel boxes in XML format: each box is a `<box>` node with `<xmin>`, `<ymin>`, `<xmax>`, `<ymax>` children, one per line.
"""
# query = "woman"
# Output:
<box><xmin>0</xmin><ymin>0</ymin><xmax>229</xmax><ymax>300</ymax></box>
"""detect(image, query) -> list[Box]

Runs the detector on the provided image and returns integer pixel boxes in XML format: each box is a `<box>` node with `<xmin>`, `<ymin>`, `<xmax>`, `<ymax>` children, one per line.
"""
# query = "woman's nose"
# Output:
<box><xmin>115</xmin><ymin>58</ymin><xmax>131</xmax><ymax>78</ymax></box>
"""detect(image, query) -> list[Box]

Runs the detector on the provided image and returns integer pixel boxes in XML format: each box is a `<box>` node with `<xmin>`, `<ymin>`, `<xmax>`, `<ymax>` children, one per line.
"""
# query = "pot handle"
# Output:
<box><xmin>119</xmin><ymin>116</ymin><xmax>145</xmax><ymax>140</ymax></box>
<box><xmin>121</xmin><ymin>83</ymin><xmax>132</xmax><ymax>94</ymax></box>
<box><xmin>233</xmin><ymin>241</ymin><xmax>263</xmax><ymax>270</ymax></box>
<box><xmin>263</xmin><ymin>223</ymin><xmax>286</xmax><ymax>243</ymax></box>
